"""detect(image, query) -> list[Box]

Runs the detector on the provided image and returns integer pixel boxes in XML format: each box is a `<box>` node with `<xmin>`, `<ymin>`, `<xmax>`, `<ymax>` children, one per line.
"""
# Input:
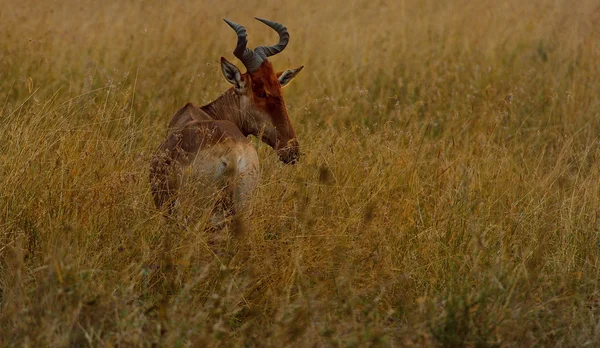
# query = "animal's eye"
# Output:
<box><xmin>256</xmin><ymin>91</ymin><xmax>266</xmax><ymax>98</ymax></box>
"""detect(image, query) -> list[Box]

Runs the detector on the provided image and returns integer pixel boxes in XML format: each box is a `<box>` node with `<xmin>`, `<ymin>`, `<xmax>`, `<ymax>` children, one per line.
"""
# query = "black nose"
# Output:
<box><xmin>280</xmin><ymin>151</ymin><xmax>299</xmax><ymax>164</ymax></box>
<box><xmin>277</xmin><ymin>138</ymin><xmax>300</xmax><ymax>164</ymax></box>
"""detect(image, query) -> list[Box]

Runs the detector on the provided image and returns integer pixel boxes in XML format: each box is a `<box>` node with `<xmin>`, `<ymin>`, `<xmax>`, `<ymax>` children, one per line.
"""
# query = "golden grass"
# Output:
<box><xmin>1</xmin><ymin>0</ymin><xmax>600</xmax><ymax>345</ymax></box>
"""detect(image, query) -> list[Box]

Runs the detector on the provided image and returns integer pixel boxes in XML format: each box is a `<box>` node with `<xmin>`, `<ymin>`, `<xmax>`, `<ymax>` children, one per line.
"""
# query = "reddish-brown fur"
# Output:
<box><xmin>250</xmin><ymin>62</ymin><xmax>298</xmax><ymax>150</ymax></box>
<box><xmin>237</xmin><ymin>60</ymin><xmax>300</xmax><ymax>163</ymax></box>
<box><xmin>150</xmin><ymin>59</ymin><xmax>301</xmax><ymax>218</ymax></box>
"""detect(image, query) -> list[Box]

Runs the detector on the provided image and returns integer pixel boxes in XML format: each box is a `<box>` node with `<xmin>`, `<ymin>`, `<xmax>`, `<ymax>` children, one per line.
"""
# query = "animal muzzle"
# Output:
<box><xmin>277</xmin><ymin>138</ymin><xmax>300</xmax><ymax>164</ymax></box>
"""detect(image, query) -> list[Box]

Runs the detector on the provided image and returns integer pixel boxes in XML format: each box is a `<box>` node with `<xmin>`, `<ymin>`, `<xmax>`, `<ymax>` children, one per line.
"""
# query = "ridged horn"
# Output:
<box><xmin>253</xmin><ymin>17</ymin><xmax>290</xmax><ymax>59</ymax></box>
<box><xmin>223</xmin><ymin>18</ymin><xmax>264</xmax><ymax>72</ymax></box>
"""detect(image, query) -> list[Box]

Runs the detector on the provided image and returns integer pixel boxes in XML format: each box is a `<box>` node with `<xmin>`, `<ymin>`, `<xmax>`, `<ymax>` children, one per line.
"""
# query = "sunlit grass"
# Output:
<box><xmin>1</xmin><ymin>0</ymin><xmax>600</xmax><ymax>345</ymax></box>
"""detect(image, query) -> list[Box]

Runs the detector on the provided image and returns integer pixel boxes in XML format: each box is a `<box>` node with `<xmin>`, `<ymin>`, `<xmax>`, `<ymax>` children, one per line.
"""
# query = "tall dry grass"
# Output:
<box><xmin>1</xmin><ymin>0</ymin><xmax>600</xmax><ymax>345</ymax></box>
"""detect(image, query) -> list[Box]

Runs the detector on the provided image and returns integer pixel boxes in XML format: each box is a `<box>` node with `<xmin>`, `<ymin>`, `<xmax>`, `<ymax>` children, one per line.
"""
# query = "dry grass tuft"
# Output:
<box><xmin>2</xmin><ymin>0</ymin><xmax>600</xmax><ymax>345</ymax></box>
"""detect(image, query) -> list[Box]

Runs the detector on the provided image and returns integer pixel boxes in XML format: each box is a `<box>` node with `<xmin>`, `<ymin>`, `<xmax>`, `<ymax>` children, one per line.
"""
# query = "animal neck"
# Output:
<box><xmin>200</xmin><ymin>89</ymin><xmax>278</xmax><ymax>149</ymax></box>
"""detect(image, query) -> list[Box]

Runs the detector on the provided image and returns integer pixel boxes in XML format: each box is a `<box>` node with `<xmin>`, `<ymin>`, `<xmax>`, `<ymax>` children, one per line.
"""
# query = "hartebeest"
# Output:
<box><xmin>150</xmin><ymin>18</ymin><xmax>303</xmax><ymax>224</ymax></box>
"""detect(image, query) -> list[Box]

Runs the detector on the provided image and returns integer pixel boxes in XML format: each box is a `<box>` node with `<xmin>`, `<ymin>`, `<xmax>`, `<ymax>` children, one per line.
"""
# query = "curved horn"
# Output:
<box><xmin>223</xmin><ymin>18</ymin><xmax>264</xmax><ymax>72</ymax></box>
<box><xmin>254</xmin><ymin>17</ymin><xmax>290</xmax><ymax>58</ymax></box>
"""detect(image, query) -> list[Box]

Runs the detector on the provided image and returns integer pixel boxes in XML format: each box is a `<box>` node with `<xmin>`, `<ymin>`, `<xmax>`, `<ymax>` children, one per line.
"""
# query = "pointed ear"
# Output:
<box><xmin>277</xmin><ymin>66</ymin><xmax>304</xmax><ymax>88</ymax></box>
<box><xmin>220</xmin><ymin>57</ymin><xmax>246</xmax><ymax>91</ymax></box>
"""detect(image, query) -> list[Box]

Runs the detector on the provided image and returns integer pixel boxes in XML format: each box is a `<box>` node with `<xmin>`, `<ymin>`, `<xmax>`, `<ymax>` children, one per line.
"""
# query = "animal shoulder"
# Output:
<box><xmin>167</xmin><ymin>103</ymin><xmax>214</xmax><ymax>131</ymax></box>
<box><xmin>159</xmin><ymin>115</ymin><xmax>248</xmax><ymax>161</ymax></box>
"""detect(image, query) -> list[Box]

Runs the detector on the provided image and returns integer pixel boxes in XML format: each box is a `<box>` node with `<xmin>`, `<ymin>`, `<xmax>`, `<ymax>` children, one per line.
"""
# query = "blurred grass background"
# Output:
<box><xmin>1</xmin><ymin>0</ymin><xmax>600</xmax><ymax>345</ymax></box>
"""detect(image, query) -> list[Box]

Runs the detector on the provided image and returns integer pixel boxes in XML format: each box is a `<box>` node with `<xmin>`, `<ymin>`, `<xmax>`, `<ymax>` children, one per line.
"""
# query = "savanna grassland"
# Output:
<box><xmin>1</xmin><ymin>0</ymin><xmax>600</xmax><ymax>346</ymax></box>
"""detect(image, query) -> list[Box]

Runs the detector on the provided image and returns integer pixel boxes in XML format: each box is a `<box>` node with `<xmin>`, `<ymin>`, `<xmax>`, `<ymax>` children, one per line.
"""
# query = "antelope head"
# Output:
<box><xmin>221</xmin><ymin>18</ymin><xmax>303</xmax><ymax>164</ymax></box>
